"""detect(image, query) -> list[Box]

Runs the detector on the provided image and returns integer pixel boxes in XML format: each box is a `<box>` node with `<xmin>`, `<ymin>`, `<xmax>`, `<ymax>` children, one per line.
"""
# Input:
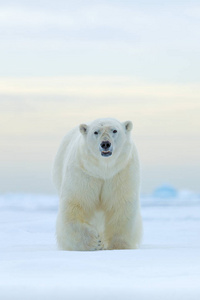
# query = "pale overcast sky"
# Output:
<box><xmin>0</xmin><ymin>0</ymin><xmax>200</xmax><ymax>194</ymax></box>
<box><xmin>1</xmin><ymin>0</ymin><xmax>200</xmax><ymax>81</ymax></box>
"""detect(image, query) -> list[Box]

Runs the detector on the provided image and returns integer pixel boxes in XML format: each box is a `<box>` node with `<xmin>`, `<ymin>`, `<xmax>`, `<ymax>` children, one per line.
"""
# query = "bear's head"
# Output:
<box><xmin>79</xmin><ymin>118</ymin><xmax>133</xmax><ymax>160</ymax></box>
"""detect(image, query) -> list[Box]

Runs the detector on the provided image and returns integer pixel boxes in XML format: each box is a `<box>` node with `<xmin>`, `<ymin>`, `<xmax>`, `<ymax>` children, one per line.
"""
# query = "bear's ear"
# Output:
<box><xmin>123</xmin><ymin>121</ymin><xmax>133</xmax><ymax>132</ymax></box>
<box><xmin>79</xmin><ymin>124</ymin><xmax>88</xmax><ymax>135</ymax></box>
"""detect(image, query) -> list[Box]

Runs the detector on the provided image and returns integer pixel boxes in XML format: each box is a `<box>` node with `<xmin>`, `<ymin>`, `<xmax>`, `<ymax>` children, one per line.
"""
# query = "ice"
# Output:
<box><xmin>153</xmin><ymin>184</ymin><xmax>178</xmax><ymax>198</ymax></box>
<box><xmin>0</xmin><ymin>192</ymin><xmax>200</xmax><ymax>300</ymax></box>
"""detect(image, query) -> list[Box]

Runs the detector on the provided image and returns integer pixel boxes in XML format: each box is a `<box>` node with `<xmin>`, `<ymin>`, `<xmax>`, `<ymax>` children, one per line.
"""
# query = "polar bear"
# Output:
<box><xmin>53</xmin><ymin>118</ymin><xmax>142</xmax><ymax>251</ymax></box>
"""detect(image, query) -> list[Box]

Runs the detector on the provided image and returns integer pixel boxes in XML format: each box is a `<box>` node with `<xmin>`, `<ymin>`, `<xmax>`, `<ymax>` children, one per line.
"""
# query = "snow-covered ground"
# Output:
<box><xmin>0</xmin><ymin>191</ymin><xmax>200</xmax><ymax>300</ymax></box>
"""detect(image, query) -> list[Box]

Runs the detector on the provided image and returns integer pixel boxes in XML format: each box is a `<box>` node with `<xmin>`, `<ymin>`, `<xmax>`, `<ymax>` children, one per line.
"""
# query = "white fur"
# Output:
<box><xmin>53</xmin><ymin>118</ymin><xmax>142</xmax><ymax>251</ymax></box>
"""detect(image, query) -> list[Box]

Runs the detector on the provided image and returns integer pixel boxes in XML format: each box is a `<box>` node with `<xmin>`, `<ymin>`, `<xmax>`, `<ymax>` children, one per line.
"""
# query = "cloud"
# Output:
<box><xmin>0</xmin><ymin>1</ymin><xmax>200</xmax><ymax>81</ymax></box>
<box><xmin>0</xmin><ymin>76</ymin><xmax>200</xmax><ymax>100</ymax></box>
<box><xmin>1</xmin><ymin>2</ymin><xmax>200</xmax><ymax>47</ymax></box>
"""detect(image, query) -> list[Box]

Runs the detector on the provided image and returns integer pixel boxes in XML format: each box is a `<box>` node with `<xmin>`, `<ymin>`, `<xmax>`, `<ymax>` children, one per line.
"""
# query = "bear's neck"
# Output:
<box><xmin>77</xmin><ymin>143</ymin><xmax>133</xmax><ymax>180</ymax></box>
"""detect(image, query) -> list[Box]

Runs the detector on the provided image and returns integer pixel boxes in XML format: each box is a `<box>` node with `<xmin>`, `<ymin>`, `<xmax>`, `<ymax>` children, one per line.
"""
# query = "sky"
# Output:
<box><xmin>0</xmin><ymin>0</ymin><xmax>200</xmax><ymax>194</ymax></box>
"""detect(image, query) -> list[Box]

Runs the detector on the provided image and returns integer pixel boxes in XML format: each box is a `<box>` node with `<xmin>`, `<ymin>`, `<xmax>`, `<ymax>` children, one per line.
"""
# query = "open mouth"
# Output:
<box><xmin>101</xmin><ymin>151</ymin><xmax>112</xmax><ymax>157</ymax></box>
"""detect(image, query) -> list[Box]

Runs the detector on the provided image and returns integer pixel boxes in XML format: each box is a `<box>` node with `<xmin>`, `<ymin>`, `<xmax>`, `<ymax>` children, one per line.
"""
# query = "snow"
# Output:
<box><xmin>0</xmin><ymin>192</ymin><xmax>200</xmax><ymax>300</ymax></box>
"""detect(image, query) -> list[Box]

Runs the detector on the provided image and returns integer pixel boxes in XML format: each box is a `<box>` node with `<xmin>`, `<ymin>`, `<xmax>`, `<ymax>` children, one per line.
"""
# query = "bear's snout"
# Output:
<box><xmin>99</xmin><ymin>140</ymin><xmax>113</xmax><ymax>157</ymax></box>
<box><xmin>100</xmin><ymin>141</ymin><xmax>111</xmax><ymax>151</ymax></box>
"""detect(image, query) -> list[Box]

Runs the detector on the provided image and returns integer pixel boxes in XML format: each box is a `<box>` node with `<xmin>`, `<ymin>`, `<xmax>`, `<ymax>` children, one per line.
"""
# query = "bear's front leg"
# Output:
<box><xmin>102</xmin><ymin>162</ymin><xmax>142</xmax><ymax>250</ymax></box>
<box><xmin>105</xmin><ymin>206</ymin><xmax>135</xmax><ymax>250</ymax></box>
<box><xmin>56</xmin><ymin>201</ymin><xmax>104</xmax><ymax>251</ymax></box>
<box><xmin>104</xmin><ymin>204</ymin><xmax>142</xmax><ymax>250</ymax></box>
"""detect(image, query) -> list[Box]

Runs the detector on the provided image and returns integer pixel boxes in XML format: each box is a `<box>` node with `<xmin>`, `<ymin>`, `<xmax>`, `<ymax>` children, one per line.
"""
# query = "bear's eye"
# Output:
<box><xmin>94</xmin><ymin>131</ymin><xmax>98</xmax><ymax>135</ymax></box>
<box><xmin>113</xmin><ymin>130</ymin><xmax>117</xmax><ymax>133</ymax></box>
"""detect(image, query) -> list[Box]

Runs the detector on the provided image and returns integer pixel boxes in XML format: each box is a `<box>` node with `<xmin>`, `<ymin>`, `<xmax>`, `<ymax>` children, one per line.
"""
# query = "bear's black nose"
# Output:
<box><xmin>100</xmin><ymin>141</ymin><xmax>111</xmax><ymax>151</ymax></box>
